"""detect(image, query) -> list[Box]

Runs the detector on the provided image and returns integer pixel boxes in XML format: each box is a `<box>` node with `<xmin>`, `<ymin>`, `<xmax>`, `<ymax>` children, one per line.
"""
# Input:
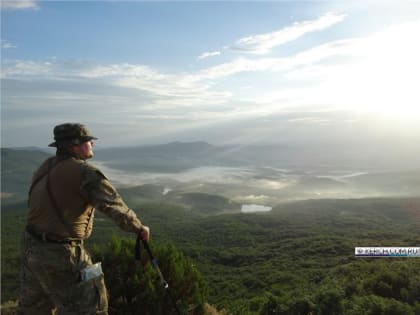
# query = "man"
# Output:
<box><xmin>17</xmin><ymin>123</ymin><xmax>150</xmax><ymax>315</ymax></box>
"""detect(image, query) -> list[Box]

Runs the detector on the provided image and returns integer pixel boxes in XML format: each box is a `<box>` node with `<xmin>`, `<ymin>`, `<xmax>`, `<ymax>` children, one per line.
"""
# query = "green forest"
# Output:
<box><xmin>2</xmin><ymin>195</ymin><xmax>420</xmax><ymax>314</ymax></box>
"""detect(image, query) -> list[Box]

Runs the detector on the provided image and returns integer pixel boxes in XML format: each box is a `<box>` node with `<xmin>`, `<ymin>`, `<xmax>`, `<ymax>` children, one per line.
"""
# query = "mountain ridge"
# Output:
<box><xmin>2</xmin><ymin>143</ymin><xmax>420</xmax><ymax>207</ymax></box>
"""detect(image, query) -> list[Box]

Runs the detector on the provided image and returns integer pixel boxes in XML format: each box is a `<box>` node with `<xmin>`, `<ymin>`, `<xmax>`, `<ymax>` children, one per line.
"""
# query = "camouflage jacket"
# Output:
<box><xmin>28</xmin><ymin>154</ymin><xmax>143</xmax><ymax>239</ymax></box>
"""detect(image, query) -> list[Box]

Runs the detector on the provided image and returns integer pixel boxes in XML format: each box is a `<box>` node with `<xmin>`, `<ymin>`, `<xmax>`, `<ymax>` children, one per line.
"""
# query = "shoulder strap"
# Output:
<box><xmin>28</xmin><ymin>156</ymin><xmax>73</xmax><ymax>235</ymax></box>
<box><xmin>28</xmin><ymin>156</ymin><xmax>69</xmax><ymax>197</ymax></box>
<box><xmin>45</xmin><ymin>158</ymin><xmax>74</xmax><ymax>235</ymax></box>
<box><xmin>28</xmin><ymin>158</ymin><xmax>54</xmax><ymax>198</ymax></box>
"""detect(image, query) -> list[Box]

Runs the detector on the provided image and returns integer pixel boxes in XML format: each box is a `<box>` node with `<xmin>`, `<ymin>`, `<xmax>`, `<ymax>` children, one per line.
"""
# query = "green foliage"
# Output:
<box><xmin>91</xmin><ymin>235</ymin><xmax>208</xmax><ymax>315</ymax></box>
<box><xmin>2</xmin><ymin>197</ymin><xmax>419</xmax><ymax>314</ymax></box>
<box><xmin>345</xmin><ymin>295</ymin><xmax>415</xmax><ymax>315</ymax></box>
<box><xmin>314</xmin><ymin>286</ymin><xmax>344</xmax><ymax>315</ymax></box>
<box><xmin>1</xmin><ymin>208</ymin><xmax>27</xmax><ymax>302</ymax></box>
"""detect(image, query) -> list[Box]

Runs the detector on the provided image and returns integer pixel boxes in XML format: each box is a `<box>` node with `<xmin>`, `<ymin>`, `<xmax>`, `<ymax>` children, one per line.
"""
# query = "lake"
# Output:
<box><xmin>241</xmin><ymin>204</ymin><xmax>272</xmax><ymax>213</ymax></box>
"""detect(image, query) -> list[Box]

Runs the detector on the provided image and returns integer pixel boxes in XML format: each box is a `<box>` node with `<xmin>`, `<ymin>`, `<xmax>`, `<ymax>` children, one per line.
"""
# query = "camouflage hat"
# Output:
<box><xmin>48</xmin><ymin>123</ymin><xmax>98</xmax><ymax>147</ymax></box>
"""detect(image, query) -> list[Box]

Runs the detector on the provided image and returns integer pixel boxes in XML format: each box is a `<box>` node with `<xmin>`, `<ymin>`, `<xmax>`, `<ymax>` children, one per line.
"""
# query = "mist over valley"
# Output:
<box><xmin>95</xmin><ymin>163</ymin><xmax>420</xmax><ymax>214</ymax></box>
<box><xmin>2</xmin><ymin>142</ymin><xmax>420</xmax><ymax>212</ymax></box>
<box><xmin>94</xmin><ymin>142</ymin><xmax>420</xmax><ymax>209</ymax></box>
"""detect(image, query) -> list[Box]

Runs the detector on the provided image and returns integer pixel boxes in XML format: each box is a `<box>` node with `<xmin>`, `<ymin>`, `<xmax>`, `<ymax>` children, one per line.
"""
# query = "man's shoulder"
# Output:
<box><xmin>79</xmin><ymin>162</ymin><xmax>114</xmax><ymax>195</ymax></box>
<box><xmin>35</xmin><ymin>155</ymin><xmax>63</xmax><ymax>173</ymax></box>
<box><xmin>80</xmin><ymin>161</ymin><xmax>108</xmax><ymax>180</ymax></box>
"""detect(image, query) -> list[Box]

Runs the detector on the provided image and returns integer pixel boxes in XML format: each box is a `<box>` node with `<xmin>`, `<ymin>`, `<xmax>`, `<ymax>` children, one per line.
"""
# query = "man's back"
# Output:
<box><xmin>28</xmin><ymin>155</ymin><xmax>94</xmax><ymax>240</ymax></box>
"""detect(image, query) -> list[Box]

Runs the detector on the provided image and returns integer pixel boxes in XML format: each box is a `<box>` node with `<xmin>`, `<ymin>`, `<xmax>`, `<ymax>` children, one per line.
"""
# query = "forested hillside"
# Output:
<box><xmin>2</xmin><ymin>147</ymin><xmax>419</xmax><ymax>313</ymax></box>
<box><xmin>2</xmin><ymin>197</ymin><xmax>419</xmax><ymax>314</ymax></box>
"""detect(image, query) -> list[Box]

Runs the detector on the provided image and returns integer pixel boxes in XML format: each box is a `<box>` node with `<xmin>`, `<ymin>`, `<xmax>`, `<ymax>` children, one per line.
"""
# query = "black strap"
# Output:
<box><xmin>28</xmin><ymin>156</ymin><xmax>73</xmax><ymax>236</ymax></box>
<box><xmin>28</xmin><ymin>156</ymin><xmax>69</xmax><ymax>198</ymax></box>
<box><xmin>46</xmin><ymin>158</ymin><xmax>72</xmax><ymax>234</ymax></box>
<box><xmin>28</xmin><ymin>157</ymin><xmax>54</xmax><ymax>200</ymax></box>
<box><xmin>26</xmin><ymin>225</ymin><xmax>82</xmax><ymax>245</ymax></box>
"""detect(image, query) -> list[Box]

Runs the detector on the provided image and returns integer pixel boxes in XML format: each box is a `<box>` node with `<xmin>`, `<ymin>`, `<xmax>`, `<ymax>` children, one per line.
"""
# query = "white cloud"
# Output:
<box><xmin>192</xmin><ymin>38</ymin><xmax>359</xmax><ymax>81</ymax></box>
<box><xmin>78</xmin><ymin>63</ymin><xmax>232</xmax><ymax>108</ymax></box>
<box><xmin>197</xmin><ymin>51</ymin><xmax>221</xmax><ymax>60</ymax></box>
<box><xmin>1</xmin><ymin>60</ymin><xmax>53</xmax><ymax>78</ymax></box>
<box><xmin>231</xmin><ymin>12</ymin><xmax>346</xmax><ymax>54</ymax></box>
<box><xmin>0</xmin><ymin>0</ymin><xmax>38</xmax><ymax>10</ymax></box>
<box><xmin>3</xmin><ymin>19</ymin><xmax>419</xmax><ymax>128</ymax></box>
<box><xmin>192</xmin><ymin>19</ymin><xmax>420</xmax><ymax>122</ymax></box>
<box><xmin>0</xmin><ymin>12</ymin><xmax>353</xmax><ymax>97</ymax></box>
<box><xmin>1</xmin><ymin>40</ymin><xmax>17</xmax><ymax>49</ymax></box>
<box><xmin>1</xmin><ymin>59</ymin><xmax>233</xmax><ymax>111</ymax></box>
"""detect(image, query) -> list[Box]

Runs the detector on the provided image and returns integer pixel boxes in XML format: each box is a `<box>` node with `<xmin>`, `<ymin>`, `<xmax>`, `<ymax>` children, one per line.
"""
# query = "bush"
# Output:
<box><xmin>345</xmin><ymin>295</ymin><xmax>414</xmax><ymax>315</ymax></box>
<box><xmin>92</xmin><ymin>235</ymin><xmax>209</xmax><ymax>315</ymax></box>
<box><xmin>259</xmin><ymin>293</ymin><xmax>315</xmax><ymax>315</ymax></box>
<box><xmin>314</xmin><ymin>287</ymin><xmax>344</xmax><ymax>315</ymax></box>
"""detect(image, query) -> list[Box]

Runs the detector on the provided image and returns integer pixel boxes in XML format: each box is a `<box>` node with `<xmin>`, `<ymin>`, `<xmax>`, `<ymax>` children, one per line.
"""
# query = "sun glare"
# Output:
<box><xmin>324</xmin><ymin>20</ymin><xmax>420</xmax><ymax>121</ymax></box>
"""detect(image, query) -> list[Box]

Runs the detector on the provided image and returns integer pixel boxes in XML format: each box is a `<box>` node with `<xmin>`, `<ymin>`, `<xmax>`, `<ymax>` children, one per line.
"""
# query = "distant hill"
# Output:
<box><xmin>94</xmin><ymin>141</ymin><xmax>420</xmax><ymax>173</ymax></box>
<box><xmin>169</xmin><ymin>192</ymin><xmax>241</xmax><ymax>214</ymax></box>
<box><xmin>2</xmin><ymin>142</ymin><xmax>420</xmax><ymax>208</ymax></box>
<box><xmin>119</xmin><ymin>185</ymin><xmax>241</xmax><ymax>215</ymax></box>
<box><xmin>119</xmin><ymin>184</ymin><xmax>168</xmax><ymax>200</ymax></box>
<box><xmin>348</xmin><ymin>170</ymin><xmax>420</xmax><ymax>195</ymax></box>
<box><xmin>94</xmin><ymin>141</ymin><xmax>241</xmax><ymax>172</ymax></box>
<box><xmin>93</xmin><ymin>141</ymin><xmax>321</xmax><ymax>173</ymax></box>
<box><xmin>1</xmin><ymin>148</ymin><xmax>51</xmax><ymax>205</ymax></box>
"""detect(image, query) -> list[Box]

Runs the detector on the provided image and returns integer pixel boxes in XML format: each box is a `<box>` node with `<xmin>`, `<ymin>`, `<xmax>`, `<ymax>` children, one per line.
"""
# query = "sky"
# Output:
<box><xmin>1</xmin><ymin>0</ymin><xmax>420</xmax><ymax>149</ymax></box>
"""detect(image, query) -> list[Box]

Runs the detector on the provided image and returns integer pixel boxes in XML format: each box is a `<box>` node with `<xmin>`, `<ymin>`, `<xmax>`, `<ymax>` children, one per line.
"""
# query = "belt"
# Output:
<box><xmin>26</xmin><ymin>225</ymin><xmax>83</xmax><ymax>245</ymax></box>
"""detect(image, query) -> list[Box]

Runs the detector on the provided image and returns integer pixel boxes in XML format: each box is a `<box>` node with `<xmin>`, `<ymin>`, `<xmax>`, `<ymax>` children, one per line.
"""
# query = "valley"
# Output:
<box><xmin>1</xmin><ymin>144</ymin><xmax>420</xmax><ymax>314</ymax></box>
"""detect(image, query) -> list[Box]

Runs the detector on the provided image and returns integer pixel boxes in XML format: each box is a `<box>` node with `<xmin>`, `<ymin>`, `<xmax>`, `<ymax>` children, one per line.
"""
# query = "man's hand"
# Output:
<box><xmin>139</xmin><ymin>225</ymin><xmax>150</xmax><ymax>241</ymax></box>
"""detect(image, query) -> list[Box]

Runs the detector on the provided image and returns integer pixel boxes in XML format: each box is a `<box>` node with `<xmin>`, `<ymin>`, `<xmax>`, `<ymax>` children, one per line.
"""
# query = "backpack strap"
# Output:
<box><xmin>29</xmin><ymin>156</ymin><xmax>73</xmax><ymax>236</ymax></box>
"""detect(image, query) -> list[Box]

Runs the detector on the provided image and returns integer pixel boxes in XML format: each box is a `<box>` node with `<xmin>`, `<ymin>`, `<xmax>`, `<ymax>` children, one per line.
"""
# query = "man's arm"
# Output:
<box><xmin>80</xmin><ymin>163</ymin><xmax>149</xmax><ymax>239</ymax></box>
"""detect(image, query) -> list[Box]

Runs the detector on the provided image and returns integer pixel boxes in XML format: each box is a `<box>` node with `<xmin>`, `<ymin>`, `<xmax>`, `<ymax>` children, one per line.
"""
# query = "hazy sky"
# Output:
<box><xmin>1</xmin><ymin>0</ymin><xmax>420</xmax><ymax>148</ymax></box>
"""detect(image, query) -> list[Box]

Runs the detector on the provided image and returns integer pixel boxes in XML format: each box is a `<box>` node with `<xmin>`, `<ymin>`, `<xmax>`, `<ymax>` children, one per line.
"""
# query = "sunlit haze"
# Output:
<box><xmin>1</xmin><ymin>1</ymin><xmax>420</xmax><ymax>148</ymax></box>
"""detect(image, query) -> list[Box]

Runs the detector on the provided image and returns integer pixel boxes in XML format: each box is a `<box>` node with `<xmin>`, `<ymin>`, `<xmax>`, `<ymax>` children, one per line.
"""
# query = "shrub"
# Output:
<box><xmin>92</xmin><ymin>235</ymin><xmax>208</xmax><ymax>315</ymax></box>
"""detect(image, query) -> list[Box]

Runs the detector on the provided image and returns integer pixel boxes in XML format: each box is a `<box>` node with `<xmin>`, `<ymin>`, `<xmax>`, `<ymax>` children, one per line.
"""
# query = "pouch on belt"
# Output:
<box><xmin>80</xmin><ymin>262</ymin><xmax>103</xmax><ymax>282</ymax></box>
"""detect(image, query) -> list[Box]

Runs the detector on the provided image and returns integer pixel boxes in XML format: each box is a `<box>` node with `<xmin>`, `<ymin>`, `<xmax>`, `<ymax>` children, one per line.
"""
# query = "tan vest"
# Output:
<box><xmin>28</xmin><ymin>156</ymin><xmax>95</xmax><ymax>240</ymax></box>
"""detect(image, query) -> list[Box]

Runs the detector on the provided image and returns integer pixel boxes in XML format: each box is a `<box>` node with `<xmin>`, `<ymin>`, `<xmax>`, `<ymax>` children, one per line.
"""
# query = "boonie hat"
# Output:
<box><xmin>48</xmin><ymin>123</ymin><xmax>98</xmax><ymax>147</ymax></box>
